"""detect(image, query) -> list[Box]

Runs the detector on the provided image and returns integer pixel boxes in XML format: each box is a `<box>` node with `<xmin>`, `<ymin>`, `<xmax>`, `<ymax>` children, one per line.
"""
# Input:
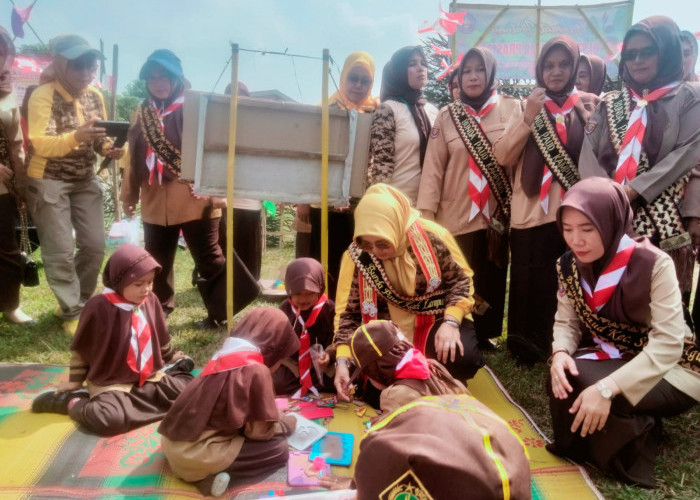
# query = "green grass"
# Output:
<box><xmin>1</xmin><ymin>243</ymin><xmax>698</xmax><ymax>500</ymax></box>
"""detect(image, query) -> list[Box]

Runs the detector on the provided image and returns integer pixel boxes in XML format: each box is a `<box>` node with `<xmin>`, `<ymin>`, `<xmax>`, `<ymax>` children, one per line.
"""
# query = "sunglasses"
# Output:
<box><xmin>356</xmin><ymin>237</ymin><xmax>393</xmax><ymax>252</ymax></box>
<box><xmin>622</xmin><ymin>46</ymin><xmax>658</xmax><ymax>62</ymax></box>
<box><xmin>347</xmin><ymin>74</ymin><xmax>372</xmax><ymax>86</ymax></box>
<box><xmin>68</xmin><ymin>60</ymin><xmax>99</xmax><ymax>72</ymax></box>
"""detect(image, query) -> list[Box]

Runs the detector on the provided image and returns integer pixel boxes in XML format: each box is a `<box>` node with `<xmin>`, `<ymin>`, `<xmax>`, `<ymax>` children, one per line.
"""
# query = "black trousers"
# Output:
<box><xmin>307</xmin><ymin>207</ymin><xmax>355</xmax><ymax>301</ymax></box>
<box><xmin>548</xmin><ymin>356</ymin><xmax>696</xmax><ymax>487</ymax></box>
<box><xmin>144</xmin><ymin>218</ymin><xmax>227</xmax><ymax>321</ymax></box>
<box><xmin>0</xmin><ymin>193</ymin><xmax>22</xmax><ymax>312</ymax></box>
<box><xmin>424</xmin><ymin>318</ymin><xmax>484</xmax><ymax>382</ymax></box>
<box><xmin>455</xmin><ymin>230</ymin><xmax>508</xmax><ymax>342</ymax></box>
<box><xmin>508</xmin><ymin>223</ymin><xmax>567</xmax><ymax>365</ymax></box>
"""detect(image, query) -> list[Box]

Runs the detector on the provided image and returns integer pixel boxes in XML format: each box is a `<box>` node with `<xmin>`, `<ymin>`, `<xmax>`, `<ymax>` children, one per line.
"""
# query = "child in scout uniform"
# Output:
<box><xmin>32</xmin><ymin>243</ymin><xmax>194</xmax><ymax>436</ymax></box>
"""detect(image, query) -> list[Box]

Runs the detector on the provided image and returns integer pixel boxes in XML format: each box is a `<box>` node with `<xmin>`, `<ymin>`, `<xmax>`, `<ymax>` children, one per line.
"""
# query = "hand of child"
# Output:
<box><xmin>171</xmin><ymin>351</ymin><xmax>186</xmax><ymax>362</ymax></box>
<box><xmin>57</xmin><ymin>381</ymin><xmax>83</xmax><ymax>393</ymax></box>
<box><xmin>316</xmin><ymin>351</ymin><xmax>330</xmax><ymax>370</ymax></box>
<box><xmin>280</xmin><ymin>414</ymin><xmax>297</xmax><ymax>435</ymax></box>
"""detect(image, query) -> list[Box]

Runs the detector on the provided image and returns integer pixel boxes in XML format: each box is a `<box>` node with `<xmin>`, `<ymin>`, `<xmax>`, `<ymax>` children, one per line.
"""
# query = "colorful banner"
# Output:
<box><xmin>453</xmin><ymin>1</ymin><xmax>633</xmax><ymax>80</ymax></box>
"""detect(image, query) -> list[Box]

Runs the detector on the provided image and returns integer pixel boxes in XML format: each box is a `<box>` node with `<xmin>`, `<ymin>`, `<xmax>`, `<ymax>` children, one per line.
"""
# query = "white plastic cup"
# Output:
<box><xmin>309</xmin><ymin>343</ymin><xmax>325</xmax><ymax>385</ymax></box>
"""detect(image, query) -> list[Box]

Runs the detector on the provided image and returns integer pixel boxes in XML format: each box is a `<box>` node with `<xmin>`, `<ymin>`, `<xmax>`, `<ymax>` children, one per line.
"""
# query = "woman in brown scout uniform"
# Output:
<box><xmin>159</xmin><ymin>308</ymin><xmax>299</xmax><ymax>497</ymax></box>
<box><xmin>493</xmin><ymin>35</ymin><xmax>597</xmax><ymax>365</ymax></box>
<box><xmin>579</xmin><ymin>16</ymin><xmax>700</xmax><ymax>316</ymax></box>
<box><xmin>333</xmin><ymin>183</ymin><xmax>483</xmax><ymax>402</ymax></box>
<box><xmin>418</xmin><ymin>47</ymin><xmax>520</xmax><ymax>349</ymax></box>
<box><xmin>548</xmin><ymin>177</ymin><xmax>699</xmax><ymax>487</ymax></box>
<box><xmin>121</xmin><ymin>49</ymin><xmax>227</xmax><ymax>326</ymax></box>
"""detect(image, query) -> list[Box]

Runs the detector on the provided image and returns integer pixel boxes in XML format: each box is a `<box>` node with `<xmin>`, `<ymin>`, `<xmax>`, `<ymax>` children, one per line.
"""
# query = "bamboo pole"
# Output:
<box><xmin>535</xmin><ymin>0</ymin><xmax>542</xmax><ymax>68</ymax></box>
<box><xmin>110</xmin><ymin>44</ymin><xmax>121</xmax><ymax>222</ymax></box>
<box><xmin>226</xmin><ymin>43</ymin><xmax>240</xmax><ymax>327</ymax></box>
<box><xmin>321</xmin><ymin>49</ymin><xmax>330</xmax><ymax>291</ymax></box>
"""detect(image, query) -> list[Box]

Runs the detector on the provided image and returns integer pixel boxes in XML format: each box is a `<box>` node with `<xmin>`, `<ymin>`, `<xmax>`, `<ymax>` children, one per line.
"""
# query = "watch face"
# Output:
<box><xmin>597</xmin><ymin>381</ymin><xmax>612</xmax><ymax>399</ymax></box>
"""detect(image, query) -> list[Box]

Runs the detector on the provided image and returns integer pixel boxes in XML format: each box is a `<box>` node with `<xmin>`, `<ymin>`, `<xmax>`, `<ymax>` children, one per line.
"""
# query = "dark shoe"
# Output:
<box><xmin>165</xmin><ymin>356</ymin><xmax>195</xmax><ymax>375</ymax></box>
<box><xmin>195</xmin><ymin>317</ymin><xmax>227</xmax><ymax>330</ymax></box>
<box><xmin>478</xmin><ymin>339</ymin><xmax>498</xmax><ymax>351</ymax></box>
<box><xmin>32</xmin><ymin>389</ymin><xmax>87</xmax><ymax>415</ymax></box>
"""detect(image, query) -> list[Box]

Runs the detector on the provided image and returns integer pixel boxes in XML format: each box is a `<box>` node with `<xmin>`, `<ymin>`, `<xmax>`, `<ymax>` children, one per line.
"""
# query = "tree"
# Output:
<box><xmin>115</xmin><ymin>79</ymin><xmax>148</xmax><ymax>122</ymax></box>
<box><xmin>18</xmin><ymin>43</ymin><xmax>50</xmax><ymax>55</ymax></box>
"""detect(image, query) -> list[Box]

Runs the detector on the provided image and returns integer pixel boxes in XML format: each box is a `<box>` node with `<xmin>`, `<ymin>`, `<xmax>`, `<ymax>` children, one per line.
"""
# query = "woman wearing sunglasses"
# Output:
<box><xmin>332</xmin><ymin>183</ymin><xmax>483</xmax><ymax>403</ymax></box>
<box><xmin>579</xmin><ymin>16</ymin><xmax>700</xmax><ymax>311</ymax></box>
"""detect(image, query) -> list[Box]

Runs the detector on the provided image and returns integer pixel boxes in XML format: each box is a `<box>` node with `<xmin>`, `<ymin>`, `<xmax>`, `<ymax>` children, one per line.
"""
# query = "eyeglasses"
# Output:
<box><xmin>347</xmin><ymin>74</ymin><xmax>372</xmax><ymax>86</ymax></box>
<box><xmin>356</xmin><ymin>237</ymin><xmax>393</xmax><ymax>252</ymax></box>
<box><xmin>622</xmin><ymin>46</ymin><xmax>658</xmax><ymax>62</ymax></box>
<box><xmin>68</xmin><ymin>60</ymin><xmax>99</xmax><ymax>72</ymax></box>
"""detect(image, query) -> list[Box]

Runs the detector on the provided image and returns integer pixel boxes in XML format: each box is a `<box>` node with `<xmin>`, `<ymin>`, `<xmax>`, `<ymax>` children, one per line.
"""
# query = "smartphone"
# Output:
<box><xmin>93</xmin><ymin>120</ymin><xmax>130</xmax><ymax>138</ymax></box>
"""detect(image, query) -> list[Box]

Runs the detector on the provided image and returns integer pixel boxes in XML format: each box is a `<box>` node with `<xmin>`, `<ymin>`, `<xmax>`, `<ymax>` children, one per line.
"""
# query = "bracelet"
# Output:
<box><xmin>443</xmin><ymin>319</ymin><xmax>460</xmax><ymax>328</ymax></box>
<box><xmin>547</xmin><ymin>349</ymin><xmax>569</xmax><ymax>366</ymax></box>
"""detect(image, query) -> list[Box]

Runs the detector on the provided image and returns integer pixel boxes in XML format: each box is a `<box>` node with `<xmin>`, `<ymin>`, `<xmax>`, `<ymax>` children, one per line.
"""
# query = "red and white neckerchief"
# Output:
<box><xmin>200</xmin><ymin>337</ymin><xmax>263</xmax><ymax>376</ymax></box>
<box><xmin>395</xmin><ymin>348</ymin><xmax>431</xmax><ymax>379</ymax></box>
<box><xmin>581</xmin><ymin>234</ymin><xmax>635</xmax><ymax>312</ymax></box>
<box><xmin>465</xmin><ymin>90</ymin><xmax>498</xmax><ymax>222</ymax></box>
<box><xmin>102</xmin><ymin>288</ymin><xmax>154</xmax><ymax>387</ymax></box>
<box><xmin>145</xmin><ymin>92</ymin><xmax>185</xmax><ymax>185</ymax></box>
<box><xmin>540</xmin><ymin>89</ymin><xmax>580</xmax><ymax>214</ymax></box>
<box><xmin>576</xmin><ymin>336</ymin><xmax>624</xmax><ymax>361</ymax></box>
<box><xmin>290</xmin><ymin>294</ymin><xmax>328</xmax><ymax>397</ymax></box>
<box><xmin>614</xmin><ymin>82</ymin><xmax>680</xmax><ymax>185</ymax></box>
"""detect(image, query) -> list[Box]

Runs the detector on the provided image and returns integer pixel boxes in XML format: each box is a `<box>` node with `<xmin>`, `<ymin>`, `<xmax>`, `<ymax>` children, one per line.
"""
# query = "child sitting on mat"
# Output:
<box><xmin>31</xmin><ymin>243</ymin><xmax>194</xmax><ymax>436</ymax></box>
<box><xmin>349</xmin><ymin>320</ymin><xmax>469</xmax><ymax>414</ymax></box>
<box><xmin>276</xmin><ymin>258</ymin><xmax>336</xmax><ymax>396</ymax></box>
<box><xmin>158</xmin><ymin>307</ymin><xmax>300</xmax><ymax>498</ymax></box>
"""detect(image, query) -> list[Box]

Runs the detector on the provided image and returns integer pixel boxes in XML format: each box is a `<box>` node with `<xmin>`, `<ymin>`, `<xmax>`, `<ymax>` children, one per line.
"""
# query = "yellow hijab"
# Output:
<box><xmin>353</xmin><ymin>184</ymin><xmax>420</xmax><ymax>296</ymax></box>
<box><xmin>328</xmin><ymin>51</ymin><xmax>380</xmax><ymax>112</ymax></box>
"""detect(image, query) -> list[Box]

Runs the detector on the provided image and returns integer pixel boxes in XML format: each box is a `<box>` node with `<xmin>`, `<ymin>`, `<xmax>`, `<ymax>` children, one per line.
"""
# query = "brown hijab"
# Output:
<box><xmin>102</xmin><ymin>243</ymin><xmax>161</xmax><ymax>297</ymax></box>
<box><xmin>284</xmin><ymin>257</ymin><xmax>325</xmax><ymax>296</ymax></box>
<box><xmin>579</xmin><ymin>54</ymin><xmax>607</xmax><ymax>95</ymax></box>
<box><xmin>349</xmin><ymin>320</ymin><xmax>467</xmax><ymax>395</ymax></box>
<box><xmin>522</xmin><ymin>36</ymin><xmax>585</xmax><ymax>197</ymax></box>
<box><xmin>556</xmin><ymin>177</ymin><xmax>657</xmax><ymax>326</ymax></box>
<box><xmin>158</xmin><ymin>308</ymin><xmax>299</xmax><ymax>442</ymax></box>
<box><xmin>458</xmin><ymin>46</ymin><xmax>498</xmax><ymax>110</ymax></box>
<box><xmin>0</xmin><ymin>28</ymin><xmax>15</xmax><ymax>98</ymax></box>
<box><xmin>355</xmin><ymin>394</ymin><xmax>532</xmax><ymax>500</ymax></box>
<box><xmin>620</xmin><ymin>16</ymin><xmax>684</xmax><ymax>94</ymax></box>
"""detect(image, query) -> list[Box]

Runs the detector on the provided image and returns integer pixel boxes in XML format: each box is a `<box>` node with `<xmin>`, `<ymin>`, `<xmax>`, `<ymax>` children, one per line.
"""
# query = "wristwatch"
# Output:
<box><xmin>595</xmin><ymin>380</ymin><xmax>613</xmax><ymax>400</ymax></box>
<box><xmin>335</xmin><ymin>358</ymin><xmax>351</xmax><ymax>368</ymax></box>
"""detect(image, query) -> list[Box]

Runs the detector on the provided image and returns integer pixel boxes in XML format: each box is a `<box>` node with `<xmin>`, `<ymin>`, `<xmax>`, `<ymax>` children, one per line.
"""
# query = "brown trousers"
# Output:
<box><xmin>69</xmin><ymin>372</ymin><xmax>193</xmax><ymax>436</ymax></box>
<box><xmin>0</xmin><ymin>193</ymin><xmax>22</xmax><ymax>312</ymax></box>
<box><xmin>548</xmin><ymin>356</ymin><xmax>696</xmax><ymax>487</ymax></box>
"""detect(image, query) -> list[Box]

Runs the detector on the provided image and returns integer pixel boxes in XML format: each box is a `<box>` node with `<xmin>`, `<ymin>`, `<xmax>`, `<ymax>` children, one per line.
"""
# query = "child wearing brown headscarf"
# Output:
<box><xmin>493</xmin><ymin>35</ymin><xmax>598</xmax><ymax>366</ymax></box>
<box><xmin>349</xmin><ymin>320</ymin><xmax>468</xmax><ymax>414</ymax></box>
<box><xmin>548</xmin><ymin>177</ymin><xmax>699</xmax><ymax>487</ymax></box>
<box><xmin>159</xmin><ymin>307</ymin><xmax>299</xmax><ymax>498</ymax></box>
<box><xmin>276</xmin><ymin>258</ymin><xmax>336</xmax><ymax>396</ymax></box>
<box><xmin>31</xmin><ymin>243</ymin><xmax>194</xmax><ymax>435</ymax></box>
<box><xmin>576</xmin><ymin>54</ymin><xmax>607</xmax><ymax>96</ymax></box>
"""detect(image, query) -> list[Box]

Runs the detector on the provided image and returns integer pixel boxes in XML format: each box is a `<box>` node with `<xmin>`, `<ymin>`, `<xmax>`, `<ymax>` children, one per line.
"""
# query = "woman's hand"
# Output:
<box><xmin>434</xmin><ymin>320</ymin><xmax>463</xmax><ymax>364</ymax></box>
<box><xmin>524</xmin><ymin>87</ymin><xmax>546</xmax><ymax>126</ymax></box>
<box><xmin>57</xmin><ymin>381</ymin><xmax>83</xmax><ymax>393</ymax></box>
<box><xmin>550</xmin><ymin>351</ymin><xmax>578</xmax><ymax>399</ymax></box>
<box><xmin>0</xmin><ymin>163</ymin><xmax>13</xmax><ymax>183</ymax></box>
<box><xmin>122</xmin><ymin>202</ymin><xmax>136</xmax><ymax>218</ymax></box>
<box><xmin>569</xmin><ymin>384</ymin><xmax>612</xmax><ymax>437</ymax></box>
<box><xmin>334</xmin><ymin>362</ymin><xmax>351</xmax><ymax>401</ymax></box>
<box><xmin>171</xmin><ymin>350</ymin><xmax>186</xmax><ymax>362</ymax></box>
<box><xmin>316</xmin><ymin>351</ymin><xmax>330</xmax><ymax>370</ymax></box>
<box><xmin>74</xmin><ymin>119</ymin><xmax>106</xmax><ymax>143</ymax></box>
<box><xmin>104</xmin><ymin>147</ymin><xmax>124</xmax><ymax>159</ymax></box>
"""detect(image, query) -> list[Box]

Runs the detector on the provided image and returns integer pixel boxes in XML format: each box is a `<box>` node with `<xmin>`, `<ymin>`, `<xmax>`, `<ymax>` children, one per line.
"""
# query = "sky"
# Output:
<box><xmin>1</xmin><ymin>0</ymin><xmax>697</xmax><ymax>104</ymax></box>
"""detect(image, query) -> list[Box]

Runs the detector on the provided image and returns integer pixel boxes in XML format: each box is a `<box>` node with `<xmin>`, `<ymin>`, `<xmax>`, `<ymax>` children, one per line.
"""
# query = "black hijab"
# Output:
<box><xmin>380</xmin><ymin>46</ymin><xmax>431</xmax><ymax>166</ymax></box>
<box><xmin>458</xmin><ymin>46</ymin><xmax>498</xmax><ymax>110</ymax></box>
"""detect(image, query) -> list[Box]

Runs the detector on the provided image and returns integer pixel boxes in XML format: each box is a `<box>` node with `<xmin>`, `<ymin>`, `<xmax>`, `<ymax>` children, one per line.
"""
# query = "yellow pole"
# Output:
<box><xmin>321</xmin><ymin>49</ymin><xmax>330</xmax><ymax>291</ymax></box>
<box><xmin>226</xmin><ymin>43</ymin><xmax>240</xmax><ymax>327</ymax></box>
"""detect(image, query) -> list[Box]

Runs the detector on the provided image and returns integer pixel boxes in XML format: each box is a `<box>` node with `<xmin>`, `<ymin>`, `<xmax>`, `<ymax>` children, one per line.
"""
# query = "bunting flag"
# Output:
<box><xmin>436</xmin><ymin>52</ymin><xmax>463</xmax><ymax>81</ymax></box>
<box><xmin>11</xmin><ymin>2</ymin><xmax>35</xmax><ymax>39</ymax></box>
<box><xmin>418</xmin><ymin>8</ymin><xmax>466</xmax><ymax>36</ymax></box>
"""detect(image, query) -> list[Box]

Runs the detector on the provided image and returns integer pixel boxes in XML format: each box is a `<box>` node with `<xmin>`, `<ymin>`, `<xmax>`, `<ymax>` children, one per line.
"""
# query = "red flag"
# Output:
<box><xmin>11</xmin><ymin>3</ymin><xmax>34</xmax><ymax>39</ymax></box>
<box><xmin>418</xmin><ymin>8</ymin><xmax>465</xmax><ymax>36</ymax></box>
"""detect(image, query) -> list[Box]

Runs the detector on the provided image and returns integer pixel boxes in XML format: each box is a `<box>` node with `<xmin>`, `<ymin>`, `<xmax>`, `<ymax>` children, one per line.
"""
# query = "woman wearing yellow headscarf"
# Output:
<box><xmin>332</xmin><ymin>184</ymin><xmax>483</xmax><ymax>401</ymax></box>
<box><xmin>296</xmin><ymin>51</ymin><xmax>380</xmax><ymax>300</ymax></box>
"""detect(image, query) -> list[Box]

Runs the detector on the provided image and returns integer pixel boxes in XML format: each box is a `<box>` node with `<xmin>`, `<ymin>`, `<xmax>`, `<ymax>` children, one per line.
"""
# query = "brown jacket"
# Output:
<box><xmin>417</xmin><ymin>96</ymin><xmax>520</xmax><ymax>236</ymax></box>
<box><xmin>493</xmin><ymin>97</ymin><xmax>594</xmax><ymax>230</ymax></box>
<box><xmin>120</xmin><ymin>107</ymin><xmax>219</xmax><ymax>226</ymax></box>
